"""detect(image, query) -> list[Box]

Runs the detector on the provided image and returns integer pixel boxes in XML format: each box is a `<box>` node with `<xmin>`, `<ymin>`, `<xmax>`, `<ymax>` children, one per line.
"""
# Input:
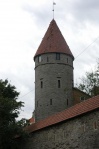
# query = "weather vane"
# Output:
<box><xmin>52</xmin><ymin>1</ymin><xmax>56</xmax><ymax>19</ymax></box>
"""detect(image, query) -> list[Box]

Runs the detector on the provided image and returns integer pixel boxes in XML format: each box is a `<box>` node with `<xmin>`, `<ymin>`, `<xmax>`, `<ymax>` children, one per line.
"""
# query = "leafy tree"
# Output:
<box><xmin>0</xmin><ymin>79</ymin><xmax>28</xmax><ymax>149</ymax></box>
<box><xmin>77</xmin><ymin>61</ymin><xmax>99</xmax><ymax>96</ymax></box>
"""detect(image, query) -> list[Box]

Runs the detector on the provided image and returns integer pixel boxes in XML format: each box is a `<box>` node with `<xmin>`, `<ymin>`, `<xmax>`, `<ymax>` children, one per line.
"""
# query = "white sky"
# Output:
<box><xmin>0</xmin><ymin>0</ymin><xmax>99</xmax><ymax>119</ymax></box>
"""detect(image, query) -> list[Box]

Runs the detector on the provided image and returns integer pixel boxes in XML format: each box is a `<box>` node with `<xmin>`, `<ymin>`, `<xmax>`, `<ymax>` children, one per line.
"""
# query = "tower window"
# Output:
<box><xmin>67</xmin><ymin>99</ymin><xmax>68</xmax><ymax>106</ymax></box>
<box><xmin>41</xmin><ymin>81</ymin><xmax>43</xmax><ymax>88</ymax></box>
<box><xmin>58</xmin><ymin>80</ymin><xmax>61</xmax><ymax>88</ymax></box>
<box><xmin>50</xmin><ymin>99</ymin><xmax>52</xmax><ymax>105</ymax></box>
<box><xmin>67</xmin><ymin>58</ymin><xmax>68</xmax><ymax>63</ymax></box>
<box><xmin>56</xmin><ymin>53</ymin><xmax>60</xmax><ymax>60</ymax></box>
<box><xmin>72</xmin><ymin>80</ymin><xmax>74</xmax><ymax>87</ymax></box>
<box><xmin>47</xmin><ymin>57</ymin><xmax>49</xmax><ymax>62</ymax></box>
<box><xmin>64</xmin><ymin>132</ymin><xmax>66</xmax><ymax>138</ymax></box>
<box><xmin>38</xmin><ymin>56</ymin><xmax>41</xmax><ymax>62</ymax></box>
<box><xmin>37</xmin><ymin>101</ymin><xmax>38</xmax><ymax>107</ymax></box>
<box><xmin>82</xmin><ymin>123</ymin><xmax>85</xmax><ymax>132</ymax></box>
<box><xmin>93</xmin><ymin>121</ymin><xmax>97</xmax><ymax>130</ymax></box>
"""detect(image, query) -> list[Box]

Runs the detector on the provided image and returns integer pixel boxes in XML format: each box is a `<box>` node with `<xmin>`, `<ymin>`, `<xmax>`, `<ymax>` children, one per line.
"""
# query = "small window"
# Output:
<box><xmin>67</xmin><ymin>58</ymin><xmax>68</xmax><ymax>63</ymax></box>
<box><xmin>47</xmin><ymin>57</ymin><xmax>49</xmax><ymax>62</ymax></box>
<box><xmin>72</xmin><ymin>80</ymin><xmax>74</xmax><ymax>87</ymax></box>
<box><xmin>93</xmin><ymin>121</ymin><xmax>97</xmax><ymax>130</ymax></box>
<box><xmin>67</xmin><ymin>99</ymin><xmax>68</xmax><ymax>106</ymax></box>
<box><xmin>53</xmin><ymin>134</ymin><xmax>55</xmax><ymax>141</ymax></box>
<box><xmin>37</xmin><ymin>101</ymin><xmax>38</xmax><ymax>107</ymax></box>
<box><xmin>56</xmin><ymin>53</ymin><xmax>60</xmax><ymax>60</ymax></box>
<box><xmin>82</xmin><ymin>123</ymin><xmax>85</xmax><ymax>132</ymax></box>
<box><xmin>38</xmin><ymin>56</ymin><xmax>41</xmax><ymax>62</ymax></box>
<box><xmin>80</xmin><ymin>96</ymin><xmax>85</xmax><ymax>101</ymax></box>
<box><xmin>41</xmin><ymin>81</ymin><xmax>43</xmax><ymax>88</ymax></box>
<box><xmin>58</xmin><ymin>80</ymin><xmax>61</xmax><ymax>88</ymax></box>
<box><xmin>64</xmin><ymin>132</ymin><xmax>66</xmax><ymax>138</ymax></box>
<box><xmin>50</xmin><ymin>99</ymin><xmax>52</xmax><ymax>105</ymax></box>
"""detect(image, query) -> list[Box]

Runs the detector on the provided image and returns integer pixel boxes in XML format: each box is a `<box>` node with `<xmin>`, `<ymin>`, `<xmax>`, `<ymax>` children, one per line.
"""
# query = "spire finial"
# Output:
<box><xmin>52</xmin><ymin>1</ymin><xmax>56</xmax><ymax>19</ymax></box>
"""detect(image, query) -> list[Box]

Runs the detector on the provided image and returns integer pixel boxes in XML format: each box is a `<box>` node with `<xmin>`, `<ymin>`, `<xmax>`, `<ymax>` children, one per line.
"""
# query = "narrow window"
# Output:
<box><xmin>64</xmin><ymin>132</ymin><xmax>66</xmax><ymax>138</ymax></box>
<box><xmin>38</xmin><ymin>56</ymin><xmax>41</xmax><ymax>62</ymax></box>
<box><xmin>47</xmin><ymin>57</ymin><xmax>49</xmax><ymax>62</ymax></box>
<box><xmin>93</xmin><ymin>121</ymin><xmax>97</xmax><ymax>130</ymax></box>
<box><xmin>37</xmin><ymin>101</ymin><xmax>38</xmax><ymax>107</ymax></box>
<box><xmin>50</xmin><ymin>99</ymin><xmax>52</xmax><ymax>105</ymax></box>
<box><xmin>72</xmin><ymin>80</ymin><xmax>74</xmax><ymax>87</ymax></box>
<box><xmin>53</xmin><ymin>134</ymin><xmax>55</xmax><ymax>141</ymax></box>
<box><xmin>56</xmin><ymin>53</ymin><xmax>60</xmax><ymax>60</ymax></box>
<box><xmin>67</xmin><ymin>58</ymin><xmax>68</xmax><ymax>63</ymax></box>
<box><xmin>58</xmin><ymin>80</ymin><xmax>61</xmax><ymax>88</ymax></box>
<box><xmin>67</xmin><ymin>99</ymin><xmax>68</xmax><ymax>106</ymax></box>
<box><xmin>41</xmin><ymin>81</ymin><xmax>43</xmax><ymax>88</ymax></box>
<box><xmin>82</xmin><ymin>123</ymin><xmax>85</xmax><ymax>132</ymax></box>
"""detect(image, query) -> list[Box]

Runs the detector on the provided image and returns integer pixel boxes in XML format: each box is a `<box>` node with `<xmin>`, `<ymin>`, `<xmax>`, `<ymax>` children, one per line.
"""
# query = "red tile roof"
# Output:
<box><xmin>25</xmin><ymin>95</ymin><xmax>99</xmax><ymax>133</ymax></box>
<box><xmin>28</xmin><ymin>117</ymin><xmax>35</xmax><ymax>124</ymax></box>
<box><xmin>34</xmin><ymin>19</ymin><xmax>74</xmax><ymax>60</ymax></box>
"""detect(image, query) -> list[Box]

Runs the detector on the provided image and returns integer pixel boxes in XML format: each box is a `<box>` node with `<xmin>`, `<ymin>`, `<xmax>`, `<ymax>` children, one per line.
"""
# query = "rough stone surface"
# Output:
<box><xmin>22</xmin><ymin>110</ymin><xmax>99</xmax><ymax>149</ymax></box>
<box><xmin>35</xmin><ymin>53</ymin><xmax>74</xmax><ymax>122</ymax></box>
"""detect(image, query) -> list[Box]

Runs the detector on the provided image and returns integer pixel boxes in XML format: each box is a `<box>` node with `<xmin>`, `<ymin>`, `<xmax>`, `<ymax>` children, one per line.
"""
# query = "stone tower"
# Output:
<box><xmin>34</xmin><ymin>19</ymin><xmax>74</xmax><ymax>122</ymax></box>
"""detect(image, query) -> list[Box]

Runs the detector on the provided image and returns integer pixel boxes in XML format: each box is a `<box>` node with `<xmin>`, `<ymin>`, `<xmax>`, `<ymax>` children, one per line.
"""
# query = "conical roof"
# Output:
<box><xmin>34</xmin><ymin>19</ymin><xmax>74</xmax><ymax>60</ymax></box>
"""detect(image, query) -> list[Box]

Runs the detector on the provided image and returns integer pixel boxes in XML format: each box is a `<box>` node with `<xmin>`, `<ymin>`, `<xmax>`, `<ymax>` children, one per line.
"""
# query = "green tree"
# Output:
<box><xmin>0</xmin><ymin>79</ymin><xmax>27</xmax><ymax>149</ymax></box>
<box><xmin>77</xmin><ymin>61</ymin><xmax>99</xmax><ymax>96</ymax></box>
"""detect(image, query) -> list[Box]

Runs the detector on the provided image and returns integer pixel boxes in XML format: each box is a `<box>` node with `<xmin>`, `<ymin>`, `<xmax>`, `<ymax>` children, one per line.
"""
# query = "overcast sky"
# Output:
<box><xmin>0</xmin><ymin>0</ymin><xmax>99</xmax><ymax>119</ymax></box>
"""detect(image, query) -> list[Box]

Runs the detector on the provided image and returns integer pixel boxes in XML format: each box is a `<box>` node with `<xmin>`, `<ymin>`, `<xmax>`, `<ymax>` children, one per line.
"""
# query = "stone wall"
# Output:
<box><xmin>35</xmin><ymin>53</ymin><xmax>74</xmax><ymax>121</ymax></box>
<box><xmin>22</xmin><ymin>109</ymin><xmax>99</xmax><ymax>149</ymax></box>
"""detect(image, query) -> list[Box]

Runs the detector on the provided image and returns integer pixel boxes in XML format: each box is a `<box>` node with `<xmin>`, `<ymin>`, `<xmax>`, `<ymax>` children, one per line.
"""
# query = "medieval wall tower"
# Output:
<box><xmin>34</xmin><ymin>19</ymin><xmax>74</xmax><ymax>122</ymax></box>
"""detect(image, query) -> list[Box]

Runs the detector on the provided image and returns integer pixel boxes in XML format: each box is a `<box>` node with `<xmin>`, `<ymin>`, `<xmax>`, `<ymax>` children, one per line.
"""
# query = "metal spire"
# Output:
<box><xmin>52</xmin><ymin>1</ymin><xmax>56</xmax><ymax>19</ymax></box>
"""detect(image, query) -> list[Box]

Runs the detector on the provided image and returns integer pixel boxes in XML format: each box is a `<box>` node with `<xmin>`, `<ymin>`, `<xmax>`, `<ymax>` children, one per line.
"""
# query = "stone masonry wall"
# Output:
<box><xmin>35</xmin><ymin>53</ymin><xmax>74</xmax><ymax>121</ymax></box>
<box><xmin>22</xmin><ymin>109</ymin><xmax>99</xmax><ymax>149</ymax></box>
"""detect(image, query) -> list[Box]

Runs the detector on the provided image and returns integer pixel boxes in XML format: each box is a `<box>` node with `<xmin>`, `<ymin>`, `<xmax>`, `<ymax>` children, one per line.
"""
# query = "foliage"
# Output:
<box><xmin>77</xmin><ymin>61</ymin><xmax>99</xmax><ymax>96</ymax></box>
<box><xmin>0</xmin><ymin>79</ymin><xmax>28</xmax><ymax>149</ymax></box>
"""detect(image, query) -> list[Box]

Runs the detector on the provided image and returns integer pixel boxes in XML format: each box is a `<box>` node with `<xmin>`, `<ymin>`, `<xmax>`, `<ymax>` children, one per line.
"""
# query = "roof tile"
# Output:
<box><xmin>34</xmin><ymin>19</ymin><xmax>74</xmax><ymax>59</ymax></box>
<box><xmin>25</xmin><ymin>95</ymin><xmax>99</xmax><ymax>133</ymax></box>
